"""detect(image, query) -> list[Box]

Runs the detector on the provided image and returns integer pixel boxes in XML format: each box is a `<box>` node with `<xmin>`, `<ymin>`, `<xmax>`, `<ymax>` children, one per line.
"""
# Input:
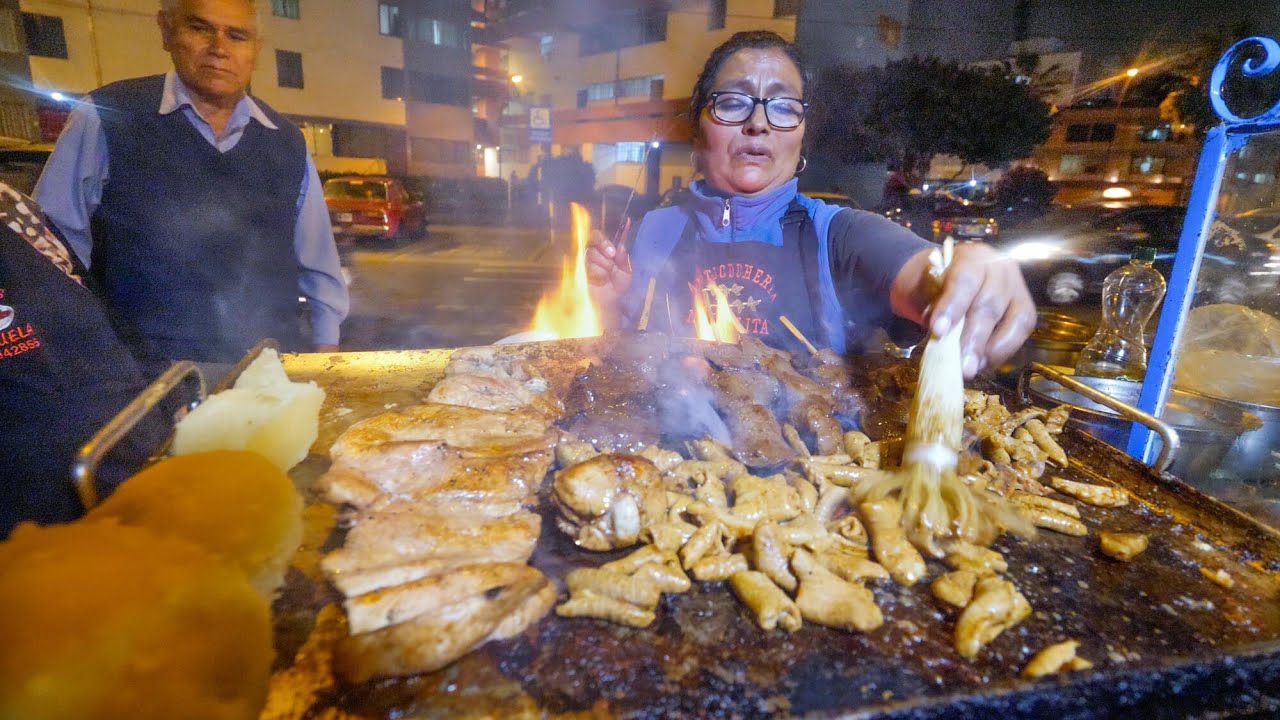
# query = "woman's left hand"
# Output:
<box><xmin>892</xmin><ymin>242</ymin><xmax>1036</xmax><ymax>379</ymax></box>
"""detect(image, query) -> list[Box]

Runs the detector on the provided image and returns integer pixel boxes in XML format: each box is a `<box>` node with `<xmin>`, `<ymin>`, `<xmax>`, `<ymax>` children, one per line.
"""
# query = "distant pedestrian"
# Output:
<box><xmin>36</xmin><ymin>0</ymin><xmax>349</xmax><ymax>367</ymax></box>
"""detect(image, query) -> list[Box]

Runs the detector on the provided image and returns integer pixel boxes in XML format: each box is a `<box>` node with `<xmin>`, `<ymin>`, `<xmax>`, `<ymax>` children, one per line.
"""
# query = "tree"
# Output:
<box><xmin>808</xmin><ymin>57</ymin><xmax>1052</xmax><ymax>178</ymax></box>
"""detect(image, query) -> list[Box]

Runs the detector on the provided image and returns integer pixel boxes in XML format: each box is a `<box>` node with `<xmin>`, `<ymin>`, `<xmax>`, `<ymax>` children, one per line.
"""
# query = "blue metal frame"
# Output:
<box><xmin>1127</xmin><ymin>36</ymin><xmax>1280</xmax><ymax>465</ymax></box>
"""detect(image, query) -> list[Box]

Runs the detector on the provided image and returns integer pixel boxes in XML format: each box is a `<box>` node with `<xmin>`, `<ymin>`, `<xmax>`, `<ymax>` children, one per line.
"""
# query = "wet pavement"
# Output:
<box><xmin>339</xmin><ymin>224</ymin><xmax>571</xmax><ymax>351</ymax></box>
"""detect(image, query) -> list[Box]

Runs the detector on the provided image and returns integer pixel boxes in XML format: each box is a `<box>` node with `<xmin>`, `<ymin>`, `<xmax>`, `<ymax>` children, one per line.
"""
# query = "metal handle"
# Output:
<box><xmin>213</xmin><ymin>338</ymin><xmax>280</xmax><ymax>393</ymax></box>
<box><xmin>1018</xmin><ymin>362</ymin><xmax>1180</xmax><ymax>474</ymax></box>
<box><xmin>73</xmin><ymin>361</ymin><xmax>206</xmax><ymax>510</ymax></box>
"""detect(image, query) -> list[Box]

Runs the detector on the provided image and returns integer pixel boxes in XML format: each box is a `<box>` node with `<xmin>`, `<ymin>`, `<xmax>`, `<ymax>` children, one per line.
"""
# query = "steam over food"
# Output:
<box><xmin>172</xmin><ymin>348</ymin><xmax>325</xmax><ymax>471</ymax></box>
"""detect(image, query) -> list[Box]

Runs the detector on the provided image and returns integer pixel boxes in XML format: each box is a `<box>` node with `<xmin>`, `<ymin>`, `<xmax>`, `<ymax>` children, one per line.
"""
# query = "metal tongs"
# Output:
<box><xmin>72</xmin><ymin>339</ymin><xmax>279</xmax><ymax>510</ymax></box>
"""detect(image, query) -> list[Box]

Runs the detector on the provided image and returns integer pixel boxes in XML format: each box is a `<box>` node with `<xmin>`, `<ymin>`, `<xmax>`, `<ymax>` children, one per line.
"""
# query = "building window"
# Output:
<box><xmin>1058</xmin><ymin>154</ymin><xmax>1086</xmax><ymax>175</ymax></box>
<box><xmin>1065</xmin><ymin>122</ymin><xmax>1116</xmax><ymax>143</ymax></box>
<box><xmin>0</xmin><ymin>10</ymin><xmax>21</xmax><ymax>54</ymax></box>
<box><xmin>616</xmin><ymin>142</ymin><xmax>646</xmax><ymax>163</ymax></box>
<box><xmin>1130</xmin><ymin>155</ymin><xmax>1166</xmax><ymax>175</ymax></box>
<box><xmin>378</xmin><ymin>2</ymin><xmax>402</xmax><ymax>36</ymax></box>
<box><xmin>415</xmin><ymin>18</ymin><xmax>465</xmax><ymax>48</ymax></box>
<box><xmin>539</xmin><ymin>33</ymin><xmax>553</xmax><ymax>61</ymax></box>
<box><xmin>407</xmin><ymin>72</ymin><xmax>470</xmax><ymax>107</ymax></box>
<box><xmin>1089</xmin><ymin>123</ymin><xmax>1116</xmax><ymax>142</ymax></box>
<box><xmin>270</xmin><ymin>0</ymin><xmax>300</xmax><ymax>19</ymax></box>
<box><xmin>381</xmin><ymin>66</ymin><xmax>405</xmax><ymax>100</ymax></box>
<box><xmin>276</xmin><ymin>50</ymin><xmax>304</xmax><ymax>89</ymax></box>
<box><xmin>877</xmin><ymin>15</ymin><xmax>902</xmax><ymax>48</ymax></box>
<box><xmin>774</xmin><ymin>0</ymin><xmax>800</xmax><ymax>17</ymax></box>
<box><xmin>579</xmin><ymin>9</ymin><xmax>666</xmax><ymax>55</ymax></box>
<box><xmin>707</xmin><ymin>0</ymin><xmax>726</xmax><ymax>30</ymax></box>
<box><xmin>1139</xmin><ymin>124</ymin><xmax>1171</xmax><ymax>142</ymax></box>
<box><xmin>22</xmin><ymin>13</ymin><xmax>66</xmax><ymax>59</ymax></box>
<box><xmin>578</xmin><ymin>74</ymin><xmax>665</xmax><ymax>107</ymax></box>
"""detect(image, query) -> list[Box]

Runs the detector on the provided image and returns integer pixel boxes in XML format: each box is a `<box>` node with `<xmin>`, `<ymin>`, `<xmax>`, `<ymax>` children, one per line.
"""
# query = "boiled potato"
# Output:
<box><xmin>172</xmin><ymin>349</ymin><xmax>324</xmax><ymax>471</ymax></box>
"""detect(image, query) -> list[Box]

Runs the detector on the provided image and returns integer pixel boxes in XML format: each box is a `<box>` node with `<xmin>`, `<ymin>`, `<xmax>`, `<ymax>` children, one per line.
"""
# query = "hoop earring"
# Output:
<box><xmin>796</xmin><ymin>155</ymin><xmax>808</xmax><ymax>175</ymax></box>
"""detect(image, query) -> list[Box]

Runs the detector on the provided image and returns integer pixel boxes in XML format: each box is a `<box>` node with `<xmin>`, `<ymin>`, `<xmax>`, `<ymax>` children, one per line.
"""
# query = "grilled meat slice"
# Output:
<box><xmin>553</xmin><ymin>454</ymin><xmax>667</xmax><ymax>551</ymax></box>
<box><xmin>343</xmin><ymin>562</ymin><xmax>544</xmax><ymax>635</ymax></box>
<box><xmin>321</xmin><ymin>508</ymin><xmax>541</xmax><ymax>579</ymax></box>
<box><xmin>428</xmin><ymin>373</ymin><xmax>562</xmax><ymax>418</ymax></box>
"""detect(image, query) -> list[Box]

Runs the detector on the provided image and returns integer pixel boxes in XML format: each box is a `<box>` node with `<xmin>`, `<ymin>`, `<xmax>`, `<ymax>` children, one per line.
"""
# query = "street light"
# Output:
<box><xmin>510</xmin><ymin>74</ymin><xmax>524</xmax><ymax>85</ymax></box>
<box><xmin>1126</xmin><ymin>67</ymin><xmax>1139</xmax><ymax>78</ymax></box>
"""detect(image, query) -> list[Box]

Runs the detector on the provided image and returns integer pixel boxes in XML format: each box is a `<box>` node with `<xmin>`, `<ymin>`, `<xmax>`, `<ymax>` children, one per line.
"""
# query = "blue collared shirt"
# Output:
<box><xmin>34</xmin><ymin>71</ymin><xmax>349</xmax><ymax>346</ymax></box>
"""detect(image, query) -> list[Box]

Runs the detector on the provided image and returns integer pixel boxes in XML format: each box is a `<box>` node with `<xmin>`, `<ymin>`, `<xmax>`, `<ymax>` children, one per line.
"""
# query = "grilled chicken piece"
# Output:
<box><xmin>791</xmin><ymin>548</ymin><xmax>884</xmax><ymax>631</ymax></box>
<box><xmin>320</xmin><ymin>402</ymin><xmax>558</xmax><ymax>507</ymax></box>
<box><xmin>344</xmin><ymin>562</ymin><xmax>542</xmax><ymax>635</ymax></box>
<box><xmin>552</xmin><ymin>454</ymin><xmax>668</xmax><ymax>550</ymax></box>
<box><xmin>1050</xmin><ymin>477</ymin><xmax>1130</xmax><ymax>508</ymax></box>
<box><xmin>730</xmin><ymin>570</ymin><xmax>802</xmax><ymax>632</ymax></box>
<box><xmin>336</xmin><ymin>571</ymin><xmax>551</xmax><ymax>682</ymax></box>
<box><xmin>932</xmin><ymin>569</ymin><xmax>979</xmax><ymax>608</ymax></box>
<box><xmin>955</xmin><ymin>576</ymin><xmax>1032</xmax><ymax>659</ymax></box>
<box><xmin>861</xmin><ymin>498</ymin><xmax>926</xmax><ymax>586</ymax></box>
<box><xmin>321</xmin><ymin>508</ymin><xmax>541</xmax><ymax>579</ymax></box>
<box><xmin>427</xmin><ymin>372</ymin><xmax>562</xmax><ymax>418</ymax></box>
<box><xmin>1022</xmin><ymin>639</ymin><xmax>1093</xmax><ymax>677</ymax></box>
<box><xmin>1098</xmin><ymin>531</ymin><xmax>1149</xmax><ymax>561</ymax></box>
<box><xmin>444</xmin><ymin>345</ymin><xmax>542</xmax><ymax>383</ymax></box>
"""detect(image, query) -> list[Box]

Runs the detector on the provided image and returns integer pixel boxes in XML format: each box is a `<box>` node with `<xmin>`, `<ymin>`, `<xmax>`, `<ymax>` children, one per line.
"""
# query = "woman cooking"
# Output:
<box><xmin>587</xmin><ymin>31</ymin><xmax>1035</xmax><ymax>378</ymax></box>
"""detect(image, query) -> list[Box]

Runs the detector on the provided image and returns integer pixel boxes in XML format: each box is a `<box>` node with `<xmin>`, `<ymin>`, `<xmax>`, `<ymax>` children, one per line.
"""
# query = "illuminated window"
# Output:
<box><xmin>1130</xmin><ymin>155</ymin><xmax>1166</xmax><ymax>175</ymax></box>
<box><xmin>1059</xmin><ymin>154</ymin><xmax>1086</xmax><ymax>175</ymax></box>
<box><xmin>271</xmin><ymin>0</ymin><xmax>300</xmax><ymax>19</ymax></box>
<box><xmin>616</xmin><ymin>142</ymin><xmax>646</xmax><ymax>163</ymax></box>
<box><xmin>378</xmin><ymin>3</ymin><xmax>402</xmax><ymax>36</ymax></box>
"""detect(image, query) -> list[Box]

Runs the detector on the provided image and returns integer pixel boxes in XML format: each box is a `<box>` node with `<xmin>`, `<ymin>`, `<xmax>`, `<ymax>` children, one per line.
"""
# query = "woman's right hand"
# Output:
<box><xmin>586</xmin><ymin>219</ymin><xmax>634</xmax><ymax>319</ymax></box>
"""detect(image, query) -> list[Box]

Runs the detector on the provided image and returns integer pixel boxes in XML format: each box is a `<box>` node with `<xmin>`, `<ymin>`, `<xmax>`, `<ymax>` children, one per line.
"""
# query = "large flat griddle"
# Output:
<box><xmin>266</xmin><ymin>339</ymin><xmax>1280</xmax><ymax>719</ymax></box>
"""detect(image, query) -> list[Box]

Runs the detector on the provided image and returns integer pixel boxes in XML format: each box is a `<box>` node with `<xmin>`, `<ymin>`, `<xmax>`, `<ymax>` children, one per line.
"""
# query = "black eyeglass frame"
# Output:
<box><xmin>706</xmin><ymin>91</ymin><xmax>810</xmax><ymax>129</ymax></box>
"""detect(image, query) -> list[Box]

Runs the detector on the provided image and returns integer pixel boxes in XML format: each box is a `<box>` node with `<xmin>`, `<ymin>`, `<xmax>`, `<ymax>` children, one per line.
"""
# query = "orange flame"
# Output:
<box><xmin>691</xmin><ymin>283</ymin><xmax>742</xmax><ymax>343</ymax></box>
<box><xmin>531</xmin><ymin>202</ymin><xmax>603</xmax><ymax>339</ymax></box>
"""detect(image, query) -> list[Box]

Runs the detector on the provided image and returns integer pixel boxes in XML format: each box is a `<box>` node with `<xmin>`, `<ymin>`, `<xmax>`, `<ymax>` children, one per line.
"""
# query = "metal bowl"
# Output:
<box><xmin>1023</xmin><ymin>372</ymin><xmax>1261</xmax><ymax>482</ymax></box>
<box><xmin>998</xmin><ymin>312</ymin><xmax>1095</xmax><ymax>377</ymax></box>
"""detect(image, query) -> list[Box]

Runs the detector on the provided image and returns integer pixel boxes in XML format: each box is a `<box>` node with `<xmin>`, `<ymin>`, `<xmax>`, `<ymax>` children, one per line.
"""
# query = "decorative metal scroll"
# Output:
<box><xmin>1127</xmin><ymin>35</ymin><xmax>1280</xmax><ymax>468</ymax></box>
<box><xmin>1209</xmin><ymin>36</ymin><xmax>1280</xmax><ymax>127</ymax></box>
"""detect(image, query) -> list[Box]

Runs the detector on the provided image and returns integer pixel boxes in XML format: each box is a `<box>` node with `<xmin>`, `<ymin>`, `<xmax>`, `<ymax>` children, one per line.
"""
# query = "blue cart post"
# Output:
<box><xmin>1128</xmin><ymin>36</ymin><xmax>1280</xmax><ymax>469</ymax></box>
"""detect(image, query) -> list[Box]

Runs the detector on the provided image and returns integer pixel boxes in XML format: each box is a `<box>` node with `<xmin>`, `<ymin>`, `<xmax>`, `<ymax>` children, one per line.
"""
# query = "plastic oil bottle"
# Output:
<box><xmin>1074</xmin><ymin>246</ymin><xmax>1168</xmax><ymax>380</ymax></box>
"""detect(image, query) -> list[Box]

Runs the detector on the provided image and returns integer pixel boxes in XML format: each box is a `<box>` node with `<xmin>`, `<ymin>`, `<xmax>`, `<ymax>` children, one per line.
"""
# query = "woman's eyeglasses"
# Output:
<box><xmin>708</xmin><ymin>91</ymin><xmax>808</xmax><ymax>129</ymax></box>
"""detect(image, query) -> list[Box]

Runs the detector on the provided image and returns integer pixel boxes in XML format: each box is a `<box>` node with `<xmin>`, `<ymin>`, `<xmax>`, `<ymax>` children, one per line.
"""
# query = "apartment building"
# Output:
<box><xmin>493</xmin><ymin>0</ymin><xmax>796</xmax><ymax>196</ymax></box>
<box><xmin>1033</xmin><ymin>104</ymin><xmax>1198</xmax><ymax>205</ymax></box>
<box><xmin>18</xmin><ymin>0</ymin><xmax>480</xmax><ymax>177</ymax></box>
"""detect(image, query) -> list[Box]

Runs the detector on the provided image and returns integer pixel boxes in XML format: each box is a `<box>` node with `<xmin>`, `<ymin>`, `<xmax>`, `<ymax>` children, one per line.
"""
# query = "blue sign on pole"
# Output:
<box><xmin>529</xmin><ymin>105</ymin><xmax>552</xmax><ymax>143</ymax></box>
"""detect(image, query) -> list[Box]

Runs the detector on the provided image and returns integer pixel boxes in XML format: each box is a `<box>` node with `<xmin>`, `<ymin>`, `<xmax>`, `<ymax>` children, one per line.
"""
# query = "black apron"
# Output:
<box><xmin>0</xmin><ymin>191</ymin><xmax>161</xmax><ymax>537</ymax></box>
<box><xmin>647</xmin><ymin>199</ymin><xmax>829</xmax><ymax>354</ymax></box>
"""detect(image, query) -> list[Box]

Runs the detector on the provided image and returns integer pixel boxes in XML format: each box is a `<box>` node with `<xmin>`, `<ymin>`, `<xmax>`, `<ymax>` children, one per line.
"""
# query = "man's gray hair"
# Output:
<box><xmin>159</xmin><ymin>0</ymin><xmax>258</xmax><ymax>17</ymax></box>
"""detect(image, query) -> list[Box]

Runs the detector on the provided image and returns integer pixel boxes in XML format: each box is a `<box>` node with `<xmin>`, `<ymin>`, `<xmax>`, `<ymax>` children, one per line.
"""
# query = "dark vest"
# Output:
<box><xmin>645</xmin><ymin>199</ymin><xmax>829</xmax><ymax>355</ymax></box>
<box><xmin>90</xmin><ymin>75</ymin><xmax>306</xmax><ymax>363</ymax></box>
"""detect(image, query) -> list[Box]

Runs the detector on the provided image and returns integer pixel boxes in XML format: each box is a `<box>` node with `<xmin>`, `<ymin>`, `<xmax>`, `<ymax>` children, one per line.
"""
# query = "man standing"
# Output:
<box><xmin>36</xmin><ymin>0</ymin><xmax>348</xmax><ymax>365</ymax></box>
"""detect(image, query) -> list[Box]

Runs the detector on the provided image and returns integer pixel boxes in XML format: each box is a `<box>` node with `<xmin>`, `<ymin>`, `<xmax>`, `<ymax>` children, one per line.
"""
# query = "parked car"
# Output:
<box><xmin>0</xmin><ymin>142</ymin><xmax>54</xmax><ymax>196</ymax></box>
<box><xmin>323</xmin><ymin>176</ymin><xmax>425</xmax><ymax>243</ymax></box>
<box><xmin>992</xmin><ymin>204</ymin><xmax>1277</xmax><ymax>311</ymax></box>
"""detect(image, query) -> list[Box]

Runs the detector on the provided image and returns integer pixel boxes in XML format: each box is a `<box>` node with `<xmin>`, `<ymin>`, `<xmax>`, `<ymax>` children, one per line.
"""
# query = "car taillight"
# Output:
<box><xmin>984</xmin><ymin>220</ymin><xmax>999</xmax><ymax>236</ymax></box>
<box><xmin>933</xmin><ymin>220</ymin><xmax>954</xmax><ymax>235</ymax></box>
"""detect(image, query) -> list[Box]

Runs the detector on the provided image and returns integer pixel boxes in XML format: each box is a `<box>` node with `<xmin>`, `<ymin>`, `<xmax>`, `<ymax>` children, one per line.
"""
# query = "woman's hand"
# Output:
<box><xmin>892</xmin><ymin>242</ymin><xmax>1036</xmax><ymax>379</ymax></box>
<box><xmin>585</xmin><ymin>219</ymin><xmax>634</xmax><ymax>323</ymax></box>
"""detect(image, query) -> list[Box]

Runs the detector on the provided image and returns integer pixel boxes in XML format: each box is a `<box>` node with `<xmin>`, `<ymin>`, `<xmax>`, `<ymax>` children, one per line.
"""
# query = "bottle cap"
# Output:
<box><xmin>1132</xmin><ymin>246</ymin><xmax>1157</xmax><ymax>262</ymax></box>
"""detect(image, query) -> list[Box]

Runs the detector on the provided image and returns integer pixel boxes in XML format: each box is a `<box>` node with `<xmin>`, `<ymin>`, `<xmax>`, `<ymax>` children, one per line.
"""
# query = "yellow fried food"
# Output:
<box><xmin>89</xmin><ymin>451</ymin><xmax>303</xmax><ymax>597</ymax></box>
<box><xmin>0</xmin><ymin>521</ymin><xmax>273</xmax><ymax>720</ymax></box>
<box><xmin>730</xmin><ymin>571</ymin><xmax>802</xmax><ymax>632</ymax></box>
